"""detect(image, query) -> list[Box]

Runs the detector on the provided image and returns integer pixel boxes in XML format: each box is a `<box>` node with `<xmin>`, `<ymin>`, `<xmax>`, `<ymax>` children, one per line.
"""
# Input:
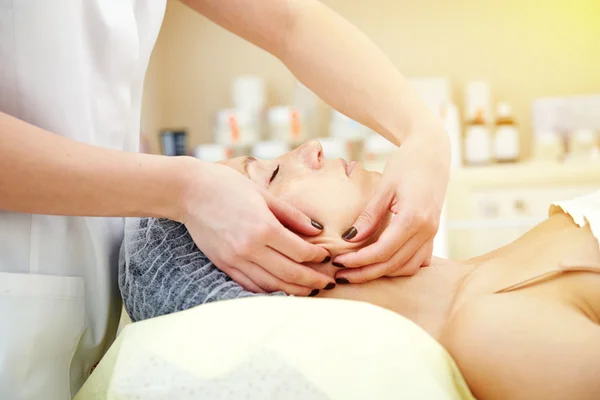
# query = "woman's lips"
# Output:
<box><xmin>340</xmin><ymin>158</ymin><xmax>358</xmax><ymax>177</ymax></box>
<box><xmin>340</xmin><ymin>158</ymin><xmax>348</xmax><ymax>175</ymax></box>
<box><xmin>346</xmin><ymin>161</ymin><xmax>357</xmax><ymax>176</ymax></box>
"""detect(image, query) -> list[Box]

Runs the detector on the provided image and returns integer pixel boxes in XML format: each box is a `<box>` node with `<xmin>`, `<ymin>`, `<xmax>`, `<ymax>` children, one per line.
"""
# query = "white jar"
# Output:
<box><xmin>565</xmin><ymin>129</ymin><xmax>599</xmax><ymax>162</ymax></box>
<box><xmin>251</xmin><ymin>141</ymin><xmax>291</xmax><ymax>160</ymax></box>
<box><xmin>317</xmin><ymin>137</ymin><xmax>351</xmax><ymax>160</ymax></box>
<box><xmin>465</xmin><ymin>81</ymin><xmax>492</xmax><ymax>123</ymax></box>
<box><xmin>569</xmin><ymin>129</ymin><xmax>597</xmax><ymax>154</ymax></box>
<box><xmin>194</xmin><ymin>144</ymin><xmax>235</xmax><ymax>162</ymax></box>
<box><xmin>362</xmin><ymin>135</ymin><xmax>398</xmax><ymax>172</ymax></box>
<box><xmin>293</xmin><ymin>82</ymin><xmax>320</xmax><ymax>138</ymax></box>
<box><xmin>329</xmin><ymin>110</ymin><xmax>369</xmax><ymax>140</ymax></box>
<box><xmin>493</xmin><ymin>103</ymin><xmax>520</xmax><ymax>162</ymax></box>
<box><xmin>532</xmin><ymin>132</ymin><xmax>565</xmax><ymax>162</ymax></box>
<box><xmin>442</xmin><ymin>103</ymin><xmax>463</xmax><ymax>168</ymax></box>
<box><xmin>267</xmin><ymin>106</ymin><xmax>304</xmax><ymax>143</ymax></box>
<box><xmin>464</xmin><ymin>124</ymin><xmax>492</xmax><ymax>165</ymax></box>
<box><xmin>214</xmin><ymin>109</ymin><xmax>260</xmax><ymax>146</ymax></box>
<box><xmin>232</xmin><ymin>76</ymin><xmax>265</xmax><ymax>113</ymax></box>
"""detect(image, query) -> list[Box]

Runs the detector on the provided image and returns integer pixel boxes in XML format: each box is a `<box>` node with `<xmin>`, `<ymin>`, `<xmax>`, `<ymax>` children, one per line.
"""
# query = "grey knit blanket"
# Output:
<box><xmin>119</xmin><ymin>217</ymin><xmax>284</xmax><ymax>322</ymax></box>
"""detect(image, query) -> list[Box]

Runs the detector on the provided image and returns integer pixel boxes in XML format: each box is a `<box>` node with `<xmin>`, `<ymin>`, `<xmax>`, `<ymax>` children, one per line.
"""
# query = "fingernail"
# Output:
<box><xmin>324</xmin><ymin>282</ymin><xmax>336</xmax><ymax>290</ymax></box>
<box><xmin>332</xmin><ymin>262</ymin><xmax>346</xmax><ymax>269</ymax></box>
<box><xmin>308</xmin><ymin>289</ymin><xmax>320</xmax><ymax>297</ymax></box>
<box><xmin>311</xmin><ymin>219</ymin><xmax>324</xmax><ymax>230</ymax></box>
<box><xmin>335</xmin><ymin>278</ymin><xmax>350</xmax><ymax>284</ymax></box>
<box><xmin>321</xmin><ymin>256</ymin><xmax>331</xmax><ymax>264</ymax></box>
<box><xmin>342</xmin><ymin>226</ymin><xmax>357</xmax><ymax>240</ymax></box>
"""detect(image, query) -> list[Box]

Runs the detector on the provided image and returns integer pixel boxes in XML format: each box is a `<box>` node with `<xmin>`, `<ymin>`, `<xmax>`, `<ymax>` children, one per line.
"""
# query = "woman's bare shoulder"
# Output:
<box><xmin>469</xmin><ymin>212</ymin><xmax>600</xmax><ymax>269</ymax></box>
<box><xmin>440</xmin><ymin>291</ymin><xmax>600</xmax><ymax>400</ymax></box>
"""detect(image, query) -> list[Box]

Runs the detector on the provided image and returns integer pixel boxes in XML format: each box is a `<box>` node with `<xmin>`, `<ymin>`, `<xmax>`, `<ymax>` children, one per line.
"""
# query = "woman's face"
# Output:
<box><xmin>222</xmin><ymin>140</ymin><xmax>386</xmax><ymax>274</ymax></box>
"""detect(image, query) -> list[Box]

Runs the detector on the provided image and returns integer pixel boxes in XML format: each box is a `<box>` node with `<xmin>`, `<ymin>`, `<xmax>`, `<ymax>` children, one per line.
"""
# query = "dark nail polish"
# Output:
<box><xmin>332</xmin><ymin>262</ymin><xmax>346</xmax><ymax>269</ymax></box>
<box><xmin>311</xmin><ymin>219</ymin><xmax>324</xmax><ymax>230</ymax></box>
<box><xmin>308</xmin><ymin>289</ymin><xmax>320</xmax><ymax>297</ymax></box>
<box><xmin>324</xmin><ymin>282</ymin><xmax>336</xmax><ymax>290</ymax></box>
<box><xmin>335</xmin><ymin>278</ymin><xmax>350</xmax><ymax>284</ymax></box>
<box><xmin>321</xmin><ymin>256</ymin><xmax>331</xmax><ymax>264</ymax></box>
<box><xmin>342</xmin><ymin>226</ymin><xmax>357</xmax><ymax>240</ymax></box>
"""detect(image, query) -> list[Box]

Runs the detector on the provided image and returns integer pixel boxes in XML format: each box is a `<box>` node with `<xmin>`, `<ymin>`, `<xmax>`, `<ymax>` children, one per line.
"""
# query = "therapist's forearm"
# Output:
<box><xmin>0</xmin><ymin>112</ymin><xmax>192</xmax><ymax>220</ymax></box>
<box><xmin>280</xmin><ymin>1</ymin><xmax>443</xmax><ymax>146</ymax></box>
<box><xmin>185</xmin><ymin>0</ymin><xmax>443</xmax><ymax>146</ymax></box>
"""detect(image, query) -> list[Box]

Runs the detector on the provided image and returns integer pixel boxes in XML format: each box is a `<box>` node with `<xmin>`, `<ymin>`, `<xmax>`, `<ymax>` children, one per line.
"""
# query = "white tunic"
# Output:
<box><xmin>0</xmin><ymin>1</ymin><xmax>166</xmax><ymax>398</ymax></box>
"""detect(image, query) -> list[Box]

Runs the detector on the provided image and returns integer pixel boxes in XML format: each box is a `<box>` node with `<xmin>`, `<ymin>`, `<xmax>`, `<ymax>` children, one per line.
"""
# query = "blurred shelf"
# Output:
<box><xmin>450</xmin><ymin>161</ymin><xmax>600</xmax><ymax>188</ymax></box>
<box><xmin>445</xmin><ymin>160</ymin><xmax>600</xmax><ymax>260</ymax></box>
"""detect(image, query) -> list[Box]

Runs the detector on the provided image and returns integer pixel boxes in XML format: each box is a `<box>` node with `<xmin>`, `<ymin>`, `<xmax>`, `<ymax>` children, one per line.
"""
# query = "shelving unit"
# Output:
<box><xmin>444</xmin><ymin>162</ymin><xmax>600</xmax><ymax>260</ymax></box>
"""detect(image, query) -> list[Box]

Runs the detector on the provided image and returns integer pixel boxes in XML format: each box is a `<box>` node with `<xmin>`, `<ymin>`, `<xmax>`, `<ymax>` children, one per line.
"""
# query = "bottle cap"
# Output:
<box><xmin>496</xmin><ymin>102</ymin><xmax>512</xmax><ymax>118</ymax></box>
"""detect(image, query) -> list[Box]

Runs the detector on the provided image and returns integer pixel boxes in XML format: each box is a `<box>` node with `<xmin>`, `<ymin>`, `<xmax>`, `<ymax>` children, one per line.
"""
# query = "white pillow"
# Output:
<box><xmin>76</xmin><ymin>297</ymin><xmax>474</xmax><ymax>400</ymax></box>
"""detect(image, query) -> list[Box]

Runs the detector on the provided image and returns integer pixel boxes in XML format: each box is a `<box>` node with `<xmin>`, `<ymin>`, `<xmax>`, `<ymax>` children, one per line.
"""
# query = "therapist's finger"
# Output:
<box><xmin>386</xmin><ymin>241</ymin><xmax>433</xmax><ymax>278</ymax></box>
<box><xmin>264</xmin><ymin>190</ymin><xmax>324</xmax><ymax>237</ymax></box>
<box><xmin>235</xmin><ymin>260</ymin><xmax>316</xmax><ymax>297</ymax></box>
<box><xmin>334</xmin><ymin>215</ymin><xmax>415</xmax><ymax>269</ymax></box>
<box><xmin>269</xmin><ymin>223</ymin><xmax>330</xmax><ymax>264</ymax></box>
<box><xmin>341</xmin><ymin>186</ymin><xmax>393</xmax><ymax>242</ymax></box>
<box><xmin>220</xmin><ymin>264</ymin><xmax>265</xmax><ymax>294</ymax></box>
<box><xmin>256</xmin><ymin>247</ymin><xmax>334</xmax><ymax>290</ymax></box>
<box><xmin>421</xmin><ymin>241</ymin><xmax>434</xmax><ymax>267</ymax></box>
<box><xmin>335</xmin><ymin>234</ymin><xmax>423</xmax><ymax>284</ymax></box>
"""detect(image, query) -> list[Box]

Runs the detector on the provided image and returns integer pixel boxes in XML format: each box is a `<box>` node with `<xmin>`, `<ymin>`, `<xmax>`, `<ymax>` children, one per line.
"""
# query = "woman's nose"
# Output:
<box><xmin>298</xmin><ymin>140</ymin><xmax>324</xmax><ymax>169</ymax></box>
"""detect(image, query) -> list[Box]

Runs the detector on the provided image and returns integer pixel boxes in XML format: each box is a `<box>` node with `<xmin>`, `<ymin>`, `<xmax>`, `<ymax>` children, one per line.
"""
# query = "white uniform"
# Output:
<box><xmin>0</xmin><ymin>1</ymin><xmax>166</xmax><ymax>399</ymax></box>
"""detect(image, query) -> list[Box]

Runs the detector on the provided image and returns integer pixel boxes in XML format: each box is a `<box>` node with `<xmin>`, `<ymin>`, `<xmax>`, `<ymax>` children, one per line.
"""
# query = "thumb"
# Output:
<box><xmin>344</xmin><ymin>187</ymin><xmax>393</xmax><ymax>242</ymax></box>
<box><xmin>262</xmin><ymin>190</ymin><xmax>323</xmax><ymax>236</ymax></box>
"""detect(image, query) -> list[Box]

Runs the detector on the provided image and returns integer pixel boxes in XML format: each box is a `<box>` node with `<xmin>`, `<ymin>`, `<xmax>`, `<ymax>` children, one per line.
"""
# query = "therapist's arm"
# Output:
<box><xmin>0</xmin><ymin>112</ymin><xmax>185</xmax><ymax>219</ymax></box>
<box><xmin>184</xmin><ymin>0</ymin><xmax>451</xmax><ymax>281</ymax></box>
<box><xmin>181</xmin><ymin>0</ymin><xmax>439</xmax><ymax>146</ymax></box>
<box><xmin>0</xmin><ymin>112</ymin><xmax>333</xmax><ymax>294</ymax></box>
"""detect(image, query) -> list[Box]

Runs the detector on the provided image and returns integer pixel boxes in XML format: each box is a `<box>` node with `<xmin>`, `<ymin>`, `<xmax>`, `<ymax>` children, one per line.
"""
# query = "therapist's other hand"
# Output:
<box><xmin>181</xmin><ymin>161</ymin><xmax>334</xmax><ymax>296</ymax></box>
<box><xmin>333</xmin><ymin>125</ymin><xmax>450</xmax><ymax>283</ymax></box>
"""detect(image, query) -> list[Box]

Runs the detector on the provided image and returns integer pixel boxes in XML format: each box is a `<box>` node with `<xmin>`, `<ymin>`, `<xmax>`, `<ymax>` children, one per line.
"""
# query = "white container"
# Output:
<box><xmin>409</xmin><ymin>77</ymin><xmax>451</xmax><ymax>118</ymax></box>
<box><xmin>317</xmin><ymin>137</ymin><xmax>351</xmax><ymax>160</ymax></box>
<box><xmin>464</xmin><ymin>124</ymin><xmax>492</xmax><ymax>165</ymax></box>
<box><xmin>194</xmin><ymin>144</ymin><xmax>234</xmax><ymax>162</ymax></box>
<box><xmin>569</xmin><ymin>129</ymin><xmax>597</xmax><ymax>153</ymax></box>
<box><xmin>267</xmin><ymin>106</ymin><xmax>304</xmax><ymax>143</ymax></box>
<box><xmin>328</xmin><ymin>110</ymin><xmax>369</xmax><ymax>140</ymax></box>
<box><xmin>251</xmin><ymin>141</ymin><xmax>290</xmax><ymax>160</ymax></box>
<box><xmin>532</xmin><ymin>132</ymin><xmax>565</xmax><ymax>162</ymax></box>
<box><xmin>214</xmin><ymin>109</ymin><xmax>260</xmax><ymax>146</ymax></box>
<box><xmin>442</xmin><ymin>103</ymin><xmax>462</xmax><ymax>168</ymax></box>
<box><xmin>565</xmin><ymin>129</ymin><xmax>599</xmax><ymax>162</ymax></box>
<box><xmin>232</xmin><ymin>76</ymin><xmax>265</xmax><ymax>113</ymax></box>
<box><xmin>362</xmin><ymin>135</ymin><xmax>398</xmax><ymax>172</ymax></box>
<box><xmin>493</xmin><ymin>102</ymin><xmax>520</xmax><ymax>163</ymax></box>
<box><xmin>465</xmin><ymin>81</ymin><xmax>492</xmax><ymax>122</ymax></box>
<box><xmin>293</xmin><ymin>82</ymin><xmax>320</xmax><ymax>138</ymax></box>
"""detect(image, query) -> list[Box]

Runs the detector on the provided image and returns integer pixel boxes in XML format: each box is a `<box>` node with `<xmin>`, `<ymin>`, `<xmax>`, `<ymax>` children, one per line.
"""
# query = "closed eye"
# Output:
<box><xmin>269</xmin><ymin>165</ymin><xmax>280</xmax><ymax>183</ymax></box>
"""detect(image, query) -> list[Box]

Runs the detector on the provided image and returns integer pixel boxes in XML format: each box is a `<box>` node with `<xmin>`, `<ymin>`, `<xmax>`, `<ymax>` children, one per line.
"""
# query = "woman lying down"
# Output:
<box><xmin>119</xmin><ymin>140</ymin><xmax>600</xmax><ymax>400</ymax></box>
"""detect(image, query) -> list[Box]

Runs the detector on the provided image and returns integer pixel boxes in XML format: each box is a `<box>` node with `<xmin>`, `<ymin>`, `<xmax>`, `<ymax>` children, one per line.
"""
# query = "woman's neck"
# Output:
<box><xmin>321</xmin><ymin>258</ymin><xmax>475</xmax><ymax>339</ymax></box>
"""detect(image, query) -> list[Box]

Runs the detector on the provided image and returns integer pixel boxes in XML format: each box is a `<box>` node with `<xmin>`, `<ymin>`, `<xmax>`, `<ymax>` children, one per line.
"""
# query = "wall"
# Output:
<box><xmin>142</xmin><ymin>0</ymin><xmax>600</xmax><ymax>156</ymax></box>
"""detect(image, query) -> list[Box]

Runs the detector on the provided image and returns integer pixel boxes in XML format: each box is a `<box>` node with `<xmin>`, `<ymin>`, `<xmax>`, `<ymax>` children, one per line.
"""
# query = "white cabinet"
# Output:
<box><xmin>444</xmin><ymin>163</ymin><xmax>600</xmax><ymax>260</ymax></box>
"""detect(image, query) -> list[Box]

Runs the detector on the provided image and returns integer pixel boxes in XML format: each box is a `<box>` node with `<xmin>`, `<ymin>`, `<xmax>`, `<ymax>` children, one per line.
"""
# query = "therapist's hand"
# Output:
<box><xmin>180</xmin><ymin>161</ymin><xmax>334</xmax><ymax>296</ymax></box>
<box><xmin>333</xmin><ymin>126</ymin><xmax>450</xmax><ymax>283</ymax></box>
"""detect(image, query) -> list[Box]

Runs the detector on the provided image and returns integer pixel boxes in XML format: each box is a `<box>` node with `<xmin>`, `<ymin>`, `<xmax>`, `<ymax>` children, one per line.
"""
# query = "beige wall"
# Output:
<box><xmin>142</xmin><ymin>0</ymin><xmax>600</xmax><ymax>156</ymax></box>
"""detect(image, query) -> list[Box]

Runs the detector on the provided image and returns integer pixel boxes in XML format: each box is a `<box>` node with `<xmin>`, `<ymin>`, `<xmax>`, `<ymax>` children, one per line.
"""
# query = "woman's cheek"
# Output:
<box><xmin>276</xmin><ymin>187</ymin><xmax>324</xmax><ymax>221</ymax></box>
